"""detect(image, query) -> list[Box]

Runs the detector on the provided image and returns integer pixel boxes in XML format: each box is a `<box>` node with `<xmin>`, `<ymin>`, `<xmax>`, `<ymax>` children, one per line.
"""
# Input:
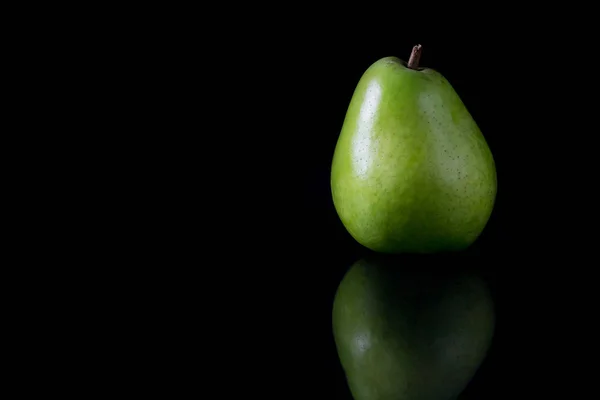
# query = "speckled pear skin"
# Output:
<box><xmin>331</xmin><ymin>57</ymin><xmax>497</xmax><ymax>254</ymax></box>
<box><xmin>332</xmin><ymin>255</ymin><xmax>495</xmax><ymax>400</ymax></box>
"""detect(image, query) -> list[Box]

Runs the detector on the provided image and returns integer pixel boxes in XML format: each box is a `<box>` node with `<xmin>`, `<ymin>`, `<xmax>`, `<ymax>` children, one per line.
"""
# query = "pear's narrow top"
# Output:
<box><xmin>407</xmin><ymin>44</ymin><xmax>422</xmax><ymax>69</ymax></box>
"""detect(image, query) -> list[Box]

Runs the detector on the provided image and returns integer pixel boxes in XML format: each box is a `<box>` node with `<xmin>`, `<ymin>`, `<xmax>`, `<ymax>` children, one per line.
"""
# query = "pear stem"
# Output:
<box><xmin>407</xmin><ymin>44</ymin><xmax>422</xmax><ymax>69</ymax></box>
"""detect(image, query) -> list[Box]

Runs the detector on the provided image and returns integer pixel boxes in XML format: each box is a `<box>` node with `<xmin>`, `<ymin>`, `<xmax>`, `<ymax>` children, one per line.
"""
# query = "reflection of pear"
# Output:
<box><xmin>331</xmin><ymin>45</ymin><xmax>496</xmax><ymax>254</ymax></box>
<box><xmin>332</xmin><ymin>254</ymin><xmax>494</xmax><ymax>400</ymax></box>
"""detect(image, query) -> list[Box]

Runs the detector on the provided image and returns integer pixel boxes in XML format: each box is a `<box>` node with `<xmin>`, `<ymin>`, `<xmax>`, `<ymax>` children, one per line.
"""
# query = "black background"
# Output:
<box><xmin>15</xmin><ymin>7</ymin><xmax>599</xmax><ymax>398</ymax></box>
<box><xmin>223</xmin><ymin>33</ymin><xmax>592</xmax><ymax>398</ymax></box>
<box><xmin>150</xmin><ymin>31</ymin><xmax>593</xmax><ymax>398</ymax></box>
<box><xmin>69</xmin><ymin>20</ymin><xmax>596</xmax><ymax>397</ymax></box>
<box><xmin>162</xmin><ymin>32</ymin><xmax>592</xmax><ymax>398</ymax></box>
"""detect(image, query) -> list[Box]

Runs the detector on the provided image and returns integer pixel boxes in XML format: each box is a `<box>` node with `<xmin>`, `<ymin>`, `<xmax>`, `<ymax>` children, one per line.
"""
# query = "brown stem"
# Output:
<box><xmin>407</xmin><ymin>44</ymin><xmax>422</xmax><ymax>69</ymax></box>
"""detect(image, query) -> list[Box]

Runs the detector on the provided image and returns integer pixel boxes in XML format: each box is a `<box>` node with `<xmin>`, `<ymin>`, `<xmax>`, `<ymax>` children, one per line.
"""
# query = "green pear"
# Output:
<box><xmin>331</xmin><ymin>45</ymin><xmax>496</xmax><ymax>254</ymax></box>
<box><xmin>332</xmin><ymin>255</ymin><xmax>495</xmax><ymax>400</ymax></box>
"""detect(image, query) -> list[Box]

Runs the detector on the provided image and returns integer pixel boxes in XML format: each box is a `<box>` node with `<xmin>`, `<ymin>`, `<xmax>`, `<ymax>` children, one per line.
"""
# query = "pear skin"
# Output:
<box><xmin>331</xmin><ymin>50</ymin><xmax>496</xmax><ymax>253</ymax></box>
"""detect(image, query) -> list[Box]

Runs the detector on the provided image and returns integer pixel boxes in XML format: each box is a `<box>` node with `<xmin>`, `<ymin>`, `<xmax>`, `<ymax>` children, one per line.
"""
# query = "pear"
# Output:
<box><xmin>332</xmin><ymin>254</ymin><xmax>495</xmax><ymax>400</ymax></box>
<box><xmin>331</xmin><ymin>45</ymin><xmax>496</xmax><ymax>254</ymax></box>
